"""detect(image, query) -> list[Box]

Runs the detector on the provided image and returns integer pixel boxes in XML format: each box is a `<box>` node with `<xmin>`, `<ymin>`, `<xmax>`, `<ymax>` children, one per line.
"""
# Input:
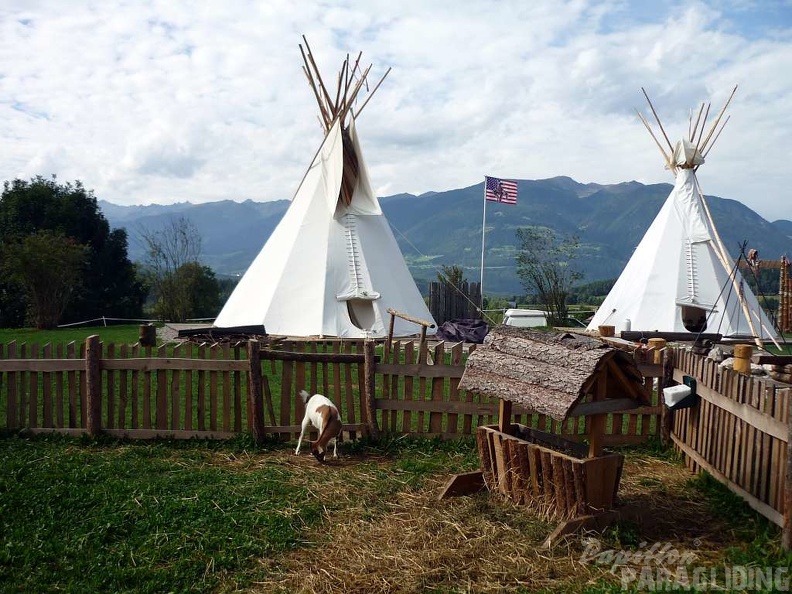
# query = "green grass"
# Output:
<box><xmin>0</xmin><ymin>433</ymin><xmax>480</xmax><ymax>593</ymax></box>
<box><xmin>0</xmin><ymin>324</ymin><xmax>144</xmax><ymax>346</ymax></box>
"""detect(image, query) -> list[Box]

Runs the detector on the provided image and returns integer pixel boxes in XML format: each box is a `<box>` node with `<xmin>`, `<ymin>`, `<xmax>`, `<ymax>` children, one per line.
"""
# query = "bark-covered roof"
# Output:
<box><xmin>459</xmin><ymin>326</ymin><xmax>650</xmax><ymax>421</ymax></box>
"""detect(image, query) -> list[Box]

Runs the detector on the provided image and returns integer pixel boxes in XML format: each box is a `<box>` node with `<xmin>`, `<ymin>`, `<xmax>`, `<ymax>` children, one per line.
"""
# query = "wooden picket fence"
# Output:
<box><xmin>670</xmin><ymin>346</ymin><xmax>791</xmax><ymax>529</ymax></box>
<box><xmin>1</xmin><ymin>336</ymin><xmax>665</xmax><ymax>446</ymax></box>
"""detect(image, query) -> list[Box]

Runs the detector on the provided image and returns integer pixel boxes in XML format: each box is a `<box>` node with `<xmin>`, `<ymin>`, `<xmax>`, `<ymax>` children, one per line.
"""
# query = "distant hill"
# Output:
<box><xmin>99</xmin><ymin>177</ymin><xmax>792</xmax><ymax>296</ymax></box>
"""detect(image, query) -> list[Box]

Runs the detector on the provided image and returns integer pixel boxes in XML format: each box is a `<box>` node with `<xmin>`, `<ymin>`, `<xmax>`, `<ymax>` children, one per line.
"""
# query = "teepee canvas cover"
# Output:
<box><xmin>215</xmin><ymin>40</ymin><xmax>436</xmax><ymax>338</ymax></box>
<box><xmin>587</xmin><ymin>89</ymin><xmax>778</xmax><ymax>344</ymax></box>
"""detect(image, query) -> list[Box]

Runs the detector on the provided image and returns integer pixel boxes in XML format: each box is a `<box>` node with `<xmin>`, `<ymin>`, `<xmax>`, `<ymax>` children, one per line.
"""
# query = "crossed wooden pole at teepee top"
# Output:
<box><xmin>635</xmin><ymin>85</ymin><xmax>737</xmax><ymax>171</ymax></box>
<box><xmin>299</xmin><ymin>35</ymin><xmax>391</xmax><ymax>132</ymax></box>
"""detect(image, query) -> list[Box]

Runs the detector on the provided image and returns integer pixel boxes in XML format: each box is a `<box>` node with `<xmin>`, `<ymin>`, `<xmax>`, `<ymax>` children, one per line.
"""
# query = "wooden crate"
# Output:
<box><xmin>476</xmin><ymin>424</ymin><xmax>624</xmax><ymax>519</ymax></box>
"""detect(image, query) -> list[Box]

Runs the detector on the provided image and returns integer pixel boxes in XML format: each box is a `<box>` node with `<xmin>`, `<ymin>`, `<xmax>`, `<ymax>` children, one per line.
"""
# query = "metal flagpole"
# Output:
<box><xmin>479</xmin><ymin>177</ymin><xmax>487</xmax><ymax>312</ymax></box>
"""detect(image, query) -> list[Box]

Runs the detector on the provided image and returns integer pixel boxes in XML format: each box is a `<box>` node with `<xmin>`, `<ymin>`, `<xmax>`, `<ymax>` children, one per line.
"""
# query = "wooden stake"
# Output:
<box><xmin>588</xmin><ymin>371</ymin><xmax>608</xmax><ymax>458</ymax></box>
<box><xmin>353</xmin><ymin>67</ymin><xmax>392</xmax><ymax>120</ymax></box>
<box><xmin>85</xmin><ymin>335</ymin><xmax>102</xmax><ymax>436</ymax></box>
<box><xmin>498</xmin><ymin>398</ymin><xmax>513</xmax><ymax>434</ymax></box>
<box><xmin>248</xmin><ymin>340</ymin><xmax>265</xmax><ymax>444</ymax></box>
<box><xmin>301</xmin><ymin>36</ymin><xmax>336</xmax><ymax>118</ymax></box>
<box><xmin>363</xmin><ymin>339</ymin><xmax>380</xmax><ymax>439</ymax></box>
<box><xmin>698</xmin><ymin>85</ymin><xmax>738</xmax><ymax>154</ymax></box>
<box><xmin>641</xmin><ymin>87</ymin><xmax>675</xmax><ymax>155</ymax></box>
<box><xmin>636</xmin><ymin>109</ymin><xmax>672</xmax><ymax>170</ymax></box>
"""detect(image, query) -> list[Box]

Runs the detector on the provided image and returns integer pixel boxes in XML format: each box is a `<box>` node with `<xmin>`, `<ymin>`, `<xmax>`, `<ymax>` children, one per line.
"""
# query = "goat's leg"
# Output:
<box><xmin>295</xmin><ymin>417</ymin><xmax>310</xmax><ymax>454</ymax></box>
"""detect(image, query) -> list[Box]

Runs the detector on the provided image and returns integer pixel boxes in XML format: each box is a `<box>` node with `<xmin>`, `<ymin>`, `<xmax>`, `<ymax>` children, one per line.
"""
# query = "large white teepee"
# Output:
<box><xmin>587</xmin><ymin>88</ymin><xmax>778</xmax><ymax>345</ymax></box>
<box><xmin>215</xmin><ymin>40</ymin><xmax>436</xmax><ymax>338</ymax></box>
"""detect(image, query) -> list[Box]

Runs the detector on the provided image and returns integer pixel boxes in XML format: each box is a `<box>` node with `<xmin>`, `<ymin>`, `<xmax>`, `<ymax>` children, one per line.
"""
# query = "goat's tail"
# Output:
<box><xmin>299</xmin><ymin>389</ymin><xmax>310</xmax><ymax>404</ymax></box>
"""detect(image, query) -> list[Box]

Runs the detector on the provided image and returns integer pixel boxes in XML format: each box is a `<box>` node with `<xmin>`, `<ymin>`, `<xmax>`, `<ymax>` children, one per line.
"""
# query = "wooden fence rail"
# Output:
<box><xmin>670</xmin><ymin>346</ymin><xmax>790</xmax><ymax>529</ymax></box>
<box><xmin>1</xmin><ymin>337</ymin><xmax>665</xmax><ymax>447</ymax></box>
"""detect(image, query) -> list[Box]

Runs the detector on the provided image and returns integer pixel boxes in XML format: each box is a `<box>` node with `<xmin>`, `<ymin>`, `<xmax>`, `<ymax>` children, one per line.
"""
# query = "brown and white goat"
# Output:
<box><xmin>295</xmin><ymin>390</ymin><xmax>342</xmax><ymax>462</ymax></box>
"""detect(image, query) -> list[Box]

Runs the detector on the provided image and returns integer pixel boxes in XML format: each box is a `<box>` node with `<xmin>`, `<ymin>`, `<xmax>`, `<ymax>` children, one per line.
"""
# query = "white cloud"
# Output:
<box><xmin>0</xmin><ymin>0</ymin><xmax>790</xmax><ymax>221</ymax></box>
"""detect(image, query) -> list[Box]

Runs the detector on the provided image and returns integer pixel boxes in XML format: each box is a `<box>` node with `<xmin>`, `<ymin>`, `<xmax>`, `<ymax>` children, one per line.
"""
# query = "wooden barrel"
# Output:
<box><xmin>733</xmin><ymin>344</ymin><xmax>753</xmax><ymax>373</ymax></box>
<box><xmin>598</xmin><ymin>325</ymin><xmax>615</xmax><ymax>337</ymax></box>
<box><xmin>647</xmin><ymin>338</ymin><xmax>667</xmax><ymax>364</ymax></box>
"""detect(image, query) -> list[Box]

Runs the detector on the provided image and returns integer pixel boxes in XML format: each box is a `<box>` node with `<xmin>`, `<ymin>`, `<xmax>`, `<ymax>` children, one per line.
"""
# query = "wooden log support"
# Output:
<box><xmin>783</xmin><ymin>392</ymin><xmax>792</xmax><ymax>551</ymax></box>
<box><xmin>85</xmin><ymin>335</ymin><xmax>102</xmax><ymax>436</ymax></box>
<box><xmin>363</xmin><ymin>340</ymin><xmax>380</xmax><ymax>439</ymax></box>
<box><xmin>248</xmin><ymin>340</ymin><xmax>265</xmax><ymax>445</ymax></box>
<box><xmin>588</xmin><ymin>372</ymin><xmax>608</xmax><ymax>458</ymax></box>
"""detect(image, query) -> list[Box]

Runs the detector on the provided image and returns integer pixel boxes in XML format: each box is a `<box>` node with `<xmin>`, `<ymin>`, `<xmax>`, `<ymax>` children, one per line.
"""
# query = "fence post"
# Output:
<box><xmin>363</xmin><ymin>339</ymin><xmax>380</xmax><ymax>439</ymax></box>
<box><xmin>248</xmin><ymin>340</ymin><xmax>265</xmax><ymax>445</ymax></box>
<box><xmin>85</xmin><ymin>335</ymin><xmax>102</xmax><ymax>436</ymax></box>
<box><xmin>784</xmin><ymin>393</ymin><xmax>792</xmax><ymax>551</ymax></box>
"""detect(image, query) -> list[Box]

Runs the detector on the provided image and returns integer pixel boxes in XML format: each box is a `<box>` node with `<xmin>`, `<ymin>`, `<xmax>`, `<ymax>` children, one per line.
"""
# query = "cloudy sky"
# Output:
<box><xmin>1</xmin><ymin>0</ymin><xmax>790</xmax><ymax>221</ymax></box>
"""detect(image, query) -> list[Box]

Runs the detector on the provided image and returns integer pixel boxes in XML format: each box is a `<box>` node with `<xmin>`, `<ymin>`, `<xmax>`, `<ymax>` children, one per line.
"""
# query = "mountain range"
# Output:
<box><xmin>99</xmin><ymin>176</ymin><xmax>792</xmax><ymax>296</ymax></box>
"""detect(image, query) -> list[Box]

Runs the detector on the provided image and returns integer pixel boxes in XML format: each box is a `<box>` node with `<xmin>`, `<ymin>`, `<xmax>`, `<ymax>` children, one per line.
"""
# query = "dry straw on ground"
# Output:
<box><xmin>243</xmin><ymin>451</ymin><xmax>743</xmax><ymax>594</ymax></box>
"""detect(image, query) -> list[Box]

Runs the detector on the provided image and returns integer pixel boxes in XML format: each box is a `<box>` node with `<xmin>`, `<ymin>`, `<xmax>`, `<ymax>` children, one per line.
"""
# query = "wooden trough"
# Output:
<box><xmin>446</xmin><ymin>327</ymin><xmax>651</xmax><ymax>545</ymax></box>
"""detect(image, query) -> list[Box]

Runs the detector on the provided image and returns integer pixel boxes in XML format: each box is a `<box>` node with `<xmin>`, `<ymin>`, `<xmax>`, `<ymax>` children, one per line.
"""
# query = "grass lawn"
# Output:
<box><xmin>0</xmin><ymin>324</ymin><xmax>144</xmax><ymax>346</ymax></box>
<box><xmin>1</xmin><ymin>434</ymin><xmax>790</xmax><ymax>593</ymax></box>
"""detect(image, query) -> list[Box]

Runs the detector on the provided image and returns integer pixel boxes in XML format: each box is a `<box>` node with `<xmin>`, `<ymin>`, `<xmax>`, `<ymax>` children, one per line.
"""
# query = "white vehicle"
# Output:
<box><xmin>502</xmin><ymin>309</ymin><xmax>549</xmax><ymax>328</ymax></box>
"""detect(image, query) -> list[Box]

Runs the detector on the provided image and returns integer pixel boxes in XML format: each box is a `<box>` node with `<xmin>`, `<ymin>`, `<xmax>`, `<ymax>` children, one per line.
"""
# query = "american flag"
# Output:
<box><xmin>485</xmin><ymin>176</ymin><xmax>518</xmax><ymax>204</ymax></box>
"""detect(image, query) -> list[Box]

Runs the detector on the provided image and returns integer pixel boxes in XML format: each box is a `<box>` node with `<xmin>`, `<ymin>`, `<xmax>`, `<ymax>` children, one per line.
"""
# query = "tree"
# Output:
<box><xmin>0</xmin><ymin>176</ymin><xmax>146</xmax><ymax>325</ymax></box>
<box><xmin>0</xmin><ymin>231</ymin><xmax>87</xmax><ymax>328</ymax></box>
<box><xmin>140</xmin><ymin>216</ymin><xmax>219</xmax><ymax>322</ymax></box>
<box><xmin>515</xmin><ymin>227</ymin><xmax>582</xmax><ymax>325</ymax></box>
<box><xmin>437</xmin><ymin>264</ymin><xmax>466</xmax><ymax>286</ymax></box>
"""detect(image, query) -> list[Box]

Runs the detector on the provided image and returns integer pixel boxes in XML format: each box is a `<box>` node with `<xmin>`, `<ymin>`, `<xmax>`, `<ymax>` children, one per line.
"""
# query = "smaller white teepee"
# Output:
<box><xmin>215</xmin><ymin>39</ymin><xmax>436</xmax><ymax>338</ymax></box>
<box><xmin>587</xmin><ymin>88</ymin><xmax>778</xmax><ymax>346</ymax></box>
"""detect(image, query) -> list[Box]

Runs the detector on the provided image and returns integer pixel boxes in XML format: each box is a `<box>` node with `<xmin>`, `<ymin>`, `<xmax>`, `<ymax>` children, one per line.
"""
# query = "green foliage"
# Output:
<box><xmin>0</xmin><ymin>177</ymin><xmax>145</xmax><ymax>326</ymax></box>
<box><xmin>437</xmin><ymin>264</ymin><xmax>466</xmax><ymax>286</ymax></box>
<box><xmin>0</xmin><ymin>230</ymin><xmax>88</xmax><ymax>328</ymax></box>
<box><xmin>515</xmin><ymin>227</ymin><xmax>582</xmax><ymax>324</ymax></box>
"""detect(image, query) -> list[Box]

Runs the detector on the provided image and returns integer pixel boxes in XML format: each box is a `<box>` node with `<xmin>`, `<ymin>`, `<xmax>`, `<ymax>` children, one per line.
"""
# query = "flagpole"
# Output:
<box><xmin>480</xmin><ymin>177</ymin><xmax>487</xmax><ymax>312</ymax></box>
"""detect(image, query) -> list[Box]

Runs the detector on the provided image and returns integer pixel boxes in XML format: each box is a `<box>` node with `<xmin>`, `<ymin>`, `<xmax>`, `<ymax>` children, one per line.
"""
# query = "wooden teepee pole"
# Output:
<box><xmin>641</xmin><ymin>87</ymin><xmax>675</xmax><ymax>155</ymax></box>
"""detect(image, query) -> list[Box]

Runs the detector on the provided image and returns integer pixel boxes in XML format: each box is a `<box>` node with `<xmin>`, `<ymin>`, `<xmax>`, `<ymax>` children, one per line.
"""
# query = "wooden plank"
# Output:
<box><xmin>391</xmin><ymin>341</ymin><xmax>402</xmax><ymax>432</ymax></box>
<box><xmin>209</xmin><ymin>346</ymin><xmax>219</xmax><ymax>432</ymax></box>
<box><xmin>118</xmin><ymin>344</ymin><xmax>129</xmax><ymax>429</ymax></box>
<box><xmin>130</xmin><ymin>344</ymin><xmax>139</xmax><ymax>429</ymax></box>
<box><xmin>281</xmin><ymin>346</ymin><xmax>293</xmax><ymax>439</ymax></box>
<box><xmin>196</xmin><ymin>345</ymin><xmax>206</xmax><ymax>432</ymax></box>
<box><xmin>672</xmin><ymin>433</ymin><xmax>783</xmax><ymax>526</ymax></box>
<box><xmin>170</xmin><ymin>344</ymin><xmax>181</xmax><ymax>431</ymax></box>
<box><xmin>569</xmin><ymin>398</ymin><xmax>641</xmax><ymax>417</ymax></box>
<box><xmin>402</xmin><ymin>341</ymin><xmax>415</xmax><ymax>433</ymax></box>
<box><xmin>374</xmin><ymin>399</ymin><xmax>498</xmax><ymax>415</ymax></box>
<box><xmin>85</xmin><ymin>337</ymin><xmax>101</xmax><ymax>435</ymax></box>
<box><xmin>67</xmin><ymin>342</ymin><xmax>78</xmax><ymax>429</ymax></box>
<box><xmin>0</xmin><ymin>359</ymin><xmax>84</xmax><ymax>372</ymax></box>
<box><xmin>262</xmin><ymin>375</ymin><xmax>277</xmax><ymax>426</ymax></box>
<box><xmin>6</xmin><ymin>342</ymin><xmax>17</xmax><ymax>430</ymax></box>
<box><xmin>331</xmin><ymin>342</ymin><xmax>342</xmax><ymax>426</ymax></box>
<box><xmin>156</xmin><ymin>345</ymin><xmax>168</xmax><ymax>430</ymax></box>
<box><xmin>447</xmin><ymin>342</ymin><xmax>463</xmax><ymax>435</ymax></box>
<box><xmin>183</xmin><ymin>345</ymin><xmax>193</xmax><ymax>432</ymax></box>
<box><xmin>42</xmin><ymin>343</ymin><xmax>53</xmax><ymax>428</ymax></box>
<box><xmin>438</xmin><ymin>471</ymin><xmax>485</xmax><ymax>499</ymax></box>
<box><xmin>375</xmin><ymin>362</ymin><xmax>465</xmax><ymax>379</ymax></box>
<box><xmin>295</xmin><ymin>343</ymin><xmax>306</xmax><ymax>430</ymax></box>
<box><xmin>29</xmin><ymin>343</ymin><xmax>39</xmax><ymax>429</ymax></box>
<box><xmin>99</xmin><ymin>358</ymin><xmax>249</xmax><ymax>372</ymax></box>
<box><xmin>429</xmin><ymin>343</ymin><xmax>445</xmax><ymax>435</ymax></box>
<box><xmin>260</xmin><ymin>350</ymin><xmax>366</xmax><ymax>363</ymax></box>
<box><xmin>673</xmin><ymin>368</ymin><xmax>787</xmax><ymax>442</ymax></box>
<box><xmin>55</xmin><ymin>343</ymin><xmax>64</xmax><ymax>428</ymax></box>
<box><xmin>343</xmin><ymin>341</ymin><xmax>356</xmax><ymax>440</ymax></box>
<box><xmin>222</xmin><ymin>344</ymin><xmax>232</xmax><ymax>433</ymax></box>
<box><xmin>234</xmin><ymin>345</ymin><xmax>242</xmax><ymax>433</ymax></box>
<box><xmin>106</xmin><ymin>343</ymin><xmax>115</xmax><ymax>430</ymax></box>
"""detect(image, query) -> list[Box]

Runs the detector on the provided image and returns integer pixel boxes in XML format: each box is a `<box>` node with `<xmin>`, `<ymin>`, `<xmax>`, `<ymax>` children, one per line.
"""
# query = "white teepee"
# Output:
<box><xmin>587</xmin><ymin>88</ymin><xmax>779</xmax><ymax>345</ymax></box>
<box><xmin>215</xmin><ymin>40</ymin><xmax>436</xmax><ymax>338</ymax></box>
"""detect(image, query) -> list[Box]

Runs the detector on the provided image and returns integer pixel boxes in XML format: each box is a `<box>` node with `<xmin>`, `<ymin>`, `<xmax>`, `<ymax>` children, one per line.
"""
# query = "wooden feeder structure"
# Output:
<box><xmin>446</xmin><ymin>327</ymin><xmax>651</xmax><ymax>545</ymax></box>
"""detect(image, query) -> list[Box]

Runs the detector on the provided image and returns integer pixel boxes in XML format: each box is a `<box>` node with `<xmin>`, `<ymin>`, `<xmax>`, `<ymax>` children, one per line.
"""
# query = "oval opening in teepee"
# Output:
<box><xmin>680</xmin><ymin>305</ymin><xmax>708</xmax><ymax>333</ymax></box>
<box><xmin>347</xmin><ymin>299</ymin><xmax>376</xmax><ymax>331</ymax></box>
